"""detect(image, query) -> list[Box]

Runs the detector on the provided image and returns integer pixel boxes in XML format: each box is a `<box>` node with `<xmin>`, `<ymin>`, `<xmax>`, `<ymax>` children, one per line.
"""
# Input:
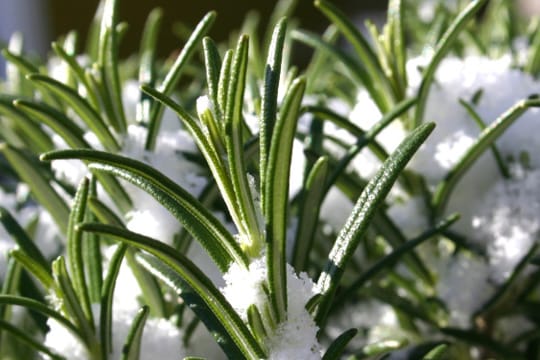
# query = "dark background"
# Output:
<box><xmin>48</xmin><ymin>1</ymin><xmax>388</xmax><ymax>57</ymax></box>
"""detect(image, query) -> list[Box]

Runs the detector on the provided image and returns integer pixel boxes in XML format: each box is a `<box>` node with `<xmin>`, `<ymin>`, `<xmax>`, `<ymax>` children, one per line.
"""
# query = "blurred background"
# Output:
<box><xmin>1</xmin><ymin>0</ymin><xmax>539</xmax><ymax>76</ymax></box>
<box><xmin>0</xmin><ymin>0</ymin><xmax>386</xmax><ymax>76</ymax></box>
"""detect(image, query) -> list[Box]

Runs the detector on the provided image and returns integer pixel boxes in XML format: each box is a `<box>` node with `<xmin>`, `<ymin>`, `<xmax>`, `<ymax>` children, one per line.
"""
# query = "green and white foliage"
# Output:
<box><xmin>0</xmin><ymin>0</ymin><xmax>539</xmax><ymax>359</ymax></box>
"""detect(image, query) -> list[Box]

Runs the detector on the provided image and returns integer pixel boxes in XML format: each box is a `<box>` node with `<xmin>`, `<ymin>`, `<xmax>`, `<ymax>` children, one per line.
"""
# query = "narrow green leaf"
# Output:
<box><xmin>41</xmin><ymin>148</ymin><xmax>246</xmax><ymax>271</ymax></box>
<box><xmin>98</xmin><ymin>0</ymin><xmax>126</xmax><ymax>133</ymax></box>
<box><xmin>247</xmin><ymin>304</ymin><xmax>267</xmax><ymax>345</ymax></box>
<box><xmin>79</xmin><ymin>223</ymin><xmax>266</xmax><ymax>359</ymax></box>
<box><xmin>66</xmin><ymin>177</ymin><xmax>94</xmax><ymax>324</ymax></box>
<box><xmin>322</xmin><ymin>328</ymin><xmax>358</xmax><ymax>360</ymax></box>
<box><xmin>525</xmin><ymin>18</ymin><xmax>540</xmax><ymax>76</ymax></box>
<box><xmin>314</xmin><ymin>122</ymin><xmax>435</xmax><ymax>326</ymax></box>
<box><xmin>338</xmin><ymin>214</ymin><xmax>459</xmax><ymax>303</ymax></box>
<box><xmin>369</xmin><ymin>211</ymin><xmax>433</xmax><ymax>285</ymax></box>
<box><xmin>458</xmin><ymin>98</ymin><xmax>510</xmax><ymax>178</ymax></box>
<box><xmin>359</xmin><ymin>339</ymin><xmax>407</xmax><ymax>357</ymax></box>
<box><xmin>224</xmin><ymin>35</ymin><xmax>263</xmax><ymax>256</ymax></box>
<box><xmin>0</xmin><ymin>207</ymin><xmax>50</xmax><ymax>272</ymax></box>
<box><xmin>440</xmin><ymin>327</ymin><xmax>521</xmax><ymax>359</ymax></box>
<box><xmin>0</xmin><ymin>143</ymin><xmax>70</xmax><ymax>233</ymax></box>
<box><xmin>0</xmin><ymin>98</ymin><xmax>53</xmax><ymax>153</ymax></box>
<box><xmin>125</xmin><ymin>250</ymin><xmax>166</xmax><ymax>318</ymax></box>
<box><xmin>0</xmin><ymin>320</ymin><xmax>66</xmax><ymax>360</ymax></box>
<box><xmin>314</xmin><ymin>0</ymin><xmax>391</xmax><ymax>111</ymax></box>
<box><xmin>120</xmin><ymin>306</ymin><xmax>149</xmax><ymax>360</ymax></box>
<box><xmin>27</xmin><ymin>74</ymin><xmax>120</xmax><ymax>151</ymax></box>
<box><xmin>13</xmin><ymin>101</ymin><xmax>133</xmax><ymax>213</ymax></box>
<box><xmin>141</xmin><ymin>85</ymin><xmax>248</xmax><ymax>265</ymax></box>
<box><xmin>292</xmin><ymin>156</ymin><xmax>329</xmax><ymax>271</ymax></box>
<box><xmin>202</xmin><ymin>37</ymin><xmax>222</xmax><ymax>119</ymax></box>
<box><xmin>145</xmin><ymin>11</ymin><xmax>216</xmax><ymax>150</ymax></box>
<box><xmin>414</xmin><ymin>0</ymin><xmax>488</xmax><ymax>126</ymax></box>
<box><xmin>265</xmin><ymin>77</ymin><xmax>306</xmax><ymax>321</ymax></box>
<box><xmin>1</xmin><ymin>48</ymin><xmax>39</xmax><ymax>75</ymax></box>
<box><xmin>100</xmin><ymin>243</ymin><xmax>127</xmax><ymax>356</ymax></box>
<box><xmin>0</xmin><ymin>258</ymin><xmax>22</xmax><ymax>322</ymax></box>
<box><xmin>260</xmin><ymin>18</ymin><xmax>287</xmax><ymax>203</ymax></box>
<box><xmin>217</xmin><ymin>50</ymin><xmax>233</xmax><ymax>117</ymax></box>
<box><xmin>137</xmin><ymin>8</ymin><xmax>163</xmax><ymax>125</ymax></box>
<box><xmin>138</xmin><ymin>253</ymin><xmax>246</xmax><ymax>359</ymax></box>
<box><xmin>51</xmin><ymin>42</ymin><xmax>100</xmax><ymax>109</ymax></box>
<box><xmin>13</xmin><ymin>99</ymin><xmax>89</xmax><ymax>148</ymax></box>
<box><xmin>475</xmin><ymin>243</ymin><xmax>538</xmax><ymax>319</ymax></box>
<box><xmin>9</xmin><ymin>250</ymin><xmax>54</xmax><ymax>289</ymax></box>
<box><xmin>52</xmin><ymin>257</ymin><xmax>96</xmax><ymax>345</ymax></box>
<box><xmin>432</xmin><ymin>97</ymin><xmax>540</xmax><ymax>215</ymax></box>
<box><xmin>88</xmin><ymin>196</ymin><xmax>125</xmax><ymax>227</ymax></box>
<box><xmin>322</xmin><ymin>97</ymin><xmax>418</xmax><ymax>195</ymax></box>
<box><xmin>291</xmin><ymin>29</ymin><xmax>387</xmax><ymax>111</ymax></box>
<box><xmin>0</xmin><ymin>295</ymin><xmax>83</xmax><ymax>343</ymax></box>
<box><xmin>423</xmin><ymin>344</ymin><xmax>449</xmax><ymax>360</ymax></box>
<box><xmin>388</xmin><ymin>0</ymin><xmax>407</xmax><ymax>94</ymax></box>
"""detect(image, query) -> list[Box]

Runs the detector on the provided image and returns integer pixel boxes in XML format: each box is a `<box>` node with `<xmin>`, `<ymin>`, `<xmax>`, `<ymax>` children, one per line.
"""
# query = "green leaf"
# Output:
<box><xmin>322</xmin><ymin>328</ymin><xmax>357</xmax><ymax>360</ymax></box>
<box><xmin>217</xmin><ymin>50</ymin><xmax>233</xmax><ymax>117</ymax></box>
<box><xmin>120</xmin><ymin>306</ymin><xmax>149</xmax><ymax>360</ymax></box>
<box><xmin>51</xmin><ymin>42</ymin><xmax>100</xmax><ymax>110</ymax></box>
<box><xmin>224</xmin><ymin>35</ymin><xmax>263</xmax><ymax>255</ymax></box>
<box><xmin>41</xmin><ymin>148</ymin><xmax>246</xmax><ymax>271</ymax></box>
<box><xmin>66</xmin><ymin>177</ymin><xmax>94</xmax><ymax>324</ymax></box>
<box><xmin>137</xmin><ymin>8</ymin><xmax>163</xmax><ymax>125</ymax></box>
<box><xmin>0</xmin><ymin>143</ymin><xmax>70</xmax><ymax>233</ymax></box>
<box><xmin>338</xmin><ymin>214</ymin><xmax>459</xmax><ymax>303</ymax></box>
<box><xmin>140</xmin><ymin>86</ymin><xmax>249</xmax><ymax>263</ymax></box>
<box><xmin>0</xmin><ymin>207</ymin><xmax>50</xmax><ymax>272</ymax></box>
<box><xmin>247</xmin><ymin>304</ymin><xmax>268</xmax><ymax>346</ymax></box>
<box><xmin>98</xmin><ymin>0</ymin><xmax>126</xmax><ymax>133</ymax></box>
<box><xmin>202</xmin><ymin>37</ymin><xmax>222</xmax><ymax>119</ymax></box>
<box><xmin>291</xmin><ymin>29</ymin><xmax>386</xmax><ymax>111</ymax></box>
<box><xmin>359</xmin><ymin>338</ymin><xmax>407</xmax><ymax>357</ymax></box>
<box><xmin>27</xmin><ymin>74</ymin><xmax>120</xmax><ymax>151</ymax></box>
<box><xmin>9</xmin><ymin>250</ymin><xmax>54</xmax><ymax>290</ymax></box>
<box><xmin>414</xmin><ymin>0</ymin><xmax>488</xmax><ymax>126</ymax></box>
<box><xmin>423</xmin><ymin>344</ymin><xmax>449</xmax><ymax>360</ymax></box>
<box><xmin>314</xmin><ymin>122</ymin><xmax>435</xmax><ymax>326</ymax></box>
<box><xmin>145</xmin><ymin>11</ymin><xmax>216</xmax><ymax>150</ymax></box>
<box><xmin>100</xmin><ymin>243</ymin><xmax>127</xmax><ymax>356</ymax></box>
<box><xmin>0</xmin><ymin>97</ymin><xmax>53</xmax><ymax>153</ymax></box>
<box><xmin>314</xmin><ymin>0</ymin><xmax>391</xmax><ymax>111</ymax></box>
<box><xmin>475</xmin><ymin>243</ymin><xmax>538</xmax><ymax>319</ymax></box>
<box><xmin>0</xmin><ymin>320</ymin><xmax>66</xmax><ymax>360</ymax></box>
<box><xmin>13</xmin><ymin>99</ymin><xmax>89</xmax><ymax>148</ymax></box>
<box><xmin>440</xmin><ymin>327</ymin><xmax>521</xmax><ymax>359</ymax></box>
<box><xmin>52</xmin><ymin>257</ymin><xmax>97</xmax><ymax>348</ymax></box>
<box><xmin>0</xmin><ymin>295</ymin><xmax>83</xmax><ymax>343</ymax></box>
<box><xmin>525</xmin><ymin>18</ymin><xmax>540</xmax><ymax>76</ymax></box>
<box><xmin>432</xmin><ymin>97</ymin><xmax>540</xmax><ymax>216</ymax></box>
<box><xmin>458</xmin><ymin>98</ymin><xmax>510</xmax><ymax>178</ymax></box>
<box><xmin>292</xmin><ymin>156</ymin><xmax>329</xmax><ymax>271</ymax></box>
<box><xmin>137</xmin><ymin>253</ymin><xmax>246</xmax><ymax>359</ymax></box>
<box><xmin>260</xmin><ymin>18</ymin><xmax>287</xmax><ymax>203</ymax></box>
<box><xmin>265</xmin><ymin>77</ymin><xmax>306</xmax><ymax>321</ymax></box>
<box><xmin>79</xmin><ymin>223</ymin><xmax>266</xmax><ymax>359</ymax></box>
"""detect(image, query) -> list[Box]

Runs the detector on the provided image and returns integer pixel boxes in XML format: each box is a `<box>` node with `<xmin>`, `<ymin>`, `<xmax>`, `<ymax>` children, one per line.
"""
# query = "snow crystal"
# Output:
<box><xmin>472</xmin><ymin>168</ymin><xmax>540</xmax><ymax>282</ymax></box>
<box><xmin>43</xmin><ymin>304</ymin><xmax>184</xmax><ymax>360</ymax></box>
<box><xmin>436</xmin><ymin>252</ymin><xmax>495</xmax><ymax>327</ymax></box>
<box><xmin>220</xmin><ymin>254</ymin><xmax>321</xmax><ymax>359</ymax></box>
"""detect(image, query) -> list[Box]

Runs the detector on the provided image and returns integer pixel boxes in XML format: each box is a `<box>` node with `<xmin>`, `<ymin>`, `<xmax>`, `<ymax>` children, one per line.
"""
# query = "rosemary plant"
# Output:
<box><xmin>0</xmin><ymin>0</ymin><xmax>539</xmax><ymax>359</ymax></box>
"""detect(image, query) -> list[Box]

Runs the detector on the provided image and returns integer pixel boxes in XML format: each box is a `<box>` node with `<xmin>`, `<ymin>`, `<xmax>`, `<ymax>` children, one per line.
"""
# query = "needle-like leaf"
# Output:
<box><xmin>315</xmin><ymin>122</ymin><xmax>435</xmax><ymax>326</ymax></box>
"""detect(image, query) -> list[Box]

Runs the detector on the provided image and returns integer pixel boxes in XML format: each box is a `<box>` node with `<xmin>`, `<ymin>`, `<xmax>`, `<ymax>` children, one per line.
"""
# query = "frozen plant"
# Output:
<box><xmin>0</xmin><ymin>0</ymin><xmax>540</xmax><ymax>359</ymax></box>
